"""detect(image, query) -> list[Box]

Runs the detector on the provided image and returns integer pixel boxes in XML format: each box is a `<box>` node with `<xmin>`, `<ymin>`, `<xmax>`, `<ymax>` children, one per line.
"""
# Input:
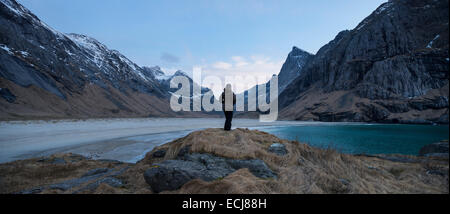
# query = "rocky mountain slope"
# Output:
<box><xmin>1</xmin><ymin>129</ymin><xmax>448</xmax><ymax>194</ymax></box>
<box><xmin>235</xmin><ymin>47</ymin><xmax>312</xmax><ymax>115</ymax></box>
<box><xmin>0</xmin><ymin>0</ymin><xmax>212</xmax><ymax>120</ymax></box>
<box><xmin>278</xmin><ymin>47</ymin><xmax>314</xmax><ymax>92</ymax></box>
<box><xmin>278</xmin><ymin>0</ymin><xmax>449</xmax><ymax>124</ymax></box>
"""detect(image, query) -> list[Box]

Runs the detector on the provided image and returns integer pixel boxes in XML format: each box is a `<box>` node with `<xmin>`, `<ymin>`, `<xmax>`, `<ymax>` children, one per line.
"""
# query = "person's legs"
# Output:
<box><xmin>229</xmin><ymin>111</ymin><xmax>233</xmax><ymax>129</ymax></box>
<box><xmin>227</xmin><ymin>111</ymin><xmax>233</xmax><ymax>131</ymax></box>
<box><xmin>223</xmin><ymin>111</ymin><xmax>228</xmax><ymax>130</ymax></box>
<box><xmin>224</xmin><ymin>111</ymin><xmax>233</xmax><ymax>131</ymax></box>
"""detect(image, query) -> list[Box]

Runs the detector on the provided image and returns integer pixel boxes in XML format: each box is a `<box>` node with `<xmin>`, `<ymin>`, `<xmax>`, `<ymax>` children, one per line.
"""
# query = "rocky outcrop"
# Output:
<box><xmin>268</xmin><ymin>143</ymin><xmax>288</xmax><ymax>156</ymax></box>
<box><xmin>144</xmin><ymin>152</ymin><xmax>276</xmax><ymax>193</ymax></box>
<box><xmin>279</xmin><ymin>0</ymin><xmax>449</xmax><ymax>124</ymax></box>
<box><xmin>419</xmin><ymin>141</ymin><xmax>449</xmax><ymax>158</ymax></box>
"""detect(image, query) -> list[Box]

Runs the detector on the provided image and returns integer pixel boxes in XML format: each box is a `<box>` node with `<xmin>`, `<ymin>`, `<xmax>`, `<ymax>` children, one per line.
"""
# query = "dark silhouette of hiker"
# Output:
<box><xmin>220</xmin><ymin>84</ymin><xmax>236</xmax><ymax>131</ymax></box>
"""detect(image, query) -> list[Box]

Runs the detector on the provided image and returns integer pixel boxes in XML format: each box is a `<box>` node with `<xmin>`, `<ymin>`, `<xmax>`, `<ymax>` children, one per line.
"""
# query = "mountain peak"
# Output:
<box><xmin>142</xmin><ymin>66</ymin><xmax>167</xmax><ymax>79</ymax></box>
<box><xmin>149</xmin><ymin>66</ymin><xmax>162</xmax><ymax>71</ymax></box>
<box><xmin>174</xmin><ymin>70</ymin><xmax>188</xmax><ymax>77</ymax></box>
<box><xmin>290</xmin><ymin>46</ymin><xmax>311</xmax><ymax>57</ymax></box>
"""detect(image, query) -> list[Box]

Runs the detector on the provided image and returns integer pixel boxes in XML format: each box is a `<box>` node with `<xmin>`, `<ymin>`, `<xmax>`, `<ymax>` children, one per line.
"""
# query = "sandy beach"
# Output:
<box><xmin>0</xmin><ymin>118</ymin><xmax>322</xmax><ymax>163</ymax></box>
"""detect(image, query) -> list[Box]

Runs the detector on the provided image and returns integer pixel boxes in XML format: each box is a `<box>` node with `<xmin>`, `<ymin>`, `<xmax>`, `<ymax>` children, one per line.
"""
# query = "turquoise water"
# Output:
<box><xmin>257</xmin><ymin>124</ymin><xmax>449</xmax><ymax>155</ymax></box>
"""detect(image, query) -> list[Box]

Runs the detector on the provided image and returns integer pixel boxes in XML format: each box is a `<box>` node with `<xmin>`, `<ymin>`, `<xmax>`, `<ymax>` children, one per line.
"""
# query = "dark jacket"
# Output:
<box><xmin>220</xmin><ymin>91</ymin><xmax>236</xmax><ymax>111</ymax></box>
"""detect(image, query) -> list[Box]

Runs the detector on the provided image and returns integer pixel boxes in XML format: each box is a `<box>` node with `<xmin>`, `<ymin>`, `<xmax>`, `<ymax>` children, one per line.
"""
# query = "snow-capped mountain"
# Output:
<box><xmin>142</xmin><ymin>66</ymin><xmax>170</xmax><ymax>81</ymax></box>
<box><xmin>0</xmin><ymin>0</ymin><xmax>207</xmax><ymax>119</ymax></box>
<box><xmin>142</xmin><ymin>66</ymin><xmax>214</xmax><ymax>97</ymax></box>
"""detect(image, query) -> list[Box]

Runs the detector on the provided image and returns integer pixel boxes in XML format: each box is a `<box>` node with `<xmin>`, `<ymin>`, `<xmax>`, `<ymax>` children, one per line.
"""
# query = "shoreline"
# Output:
<box><xmin>1</xmin><ymin>115</ymin><xmax>448</xmax><ymax>125</ymax></box>
<box><xmin>1</xmin><ymin>118</ymin><xmax>448</xmax><ymax>164</ymax></box>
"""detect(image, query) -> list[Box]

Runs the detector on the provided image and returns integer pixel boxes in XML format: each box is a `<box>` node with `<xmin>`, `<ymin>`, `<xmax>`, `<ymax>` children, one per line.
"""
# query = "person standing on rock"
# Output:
<box><xmin>220</xmin><ymin>84</ymin><xmax>236</xmax><ymax>131</ymax></box>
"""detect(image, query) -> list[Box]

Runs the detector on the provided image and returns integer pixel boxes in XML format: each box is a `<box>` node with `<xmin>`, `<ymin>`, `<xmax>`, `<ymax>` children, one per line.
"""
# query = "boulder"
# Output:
<box><xmin>227</xmin><ymin>159</ymin><xmax>277</xmax><ymax>179</ymax></box>
<box><xmin>143</xmin><ymin>153</ymin><xmax>277</xmax><ymax>193</ymax></box>
<box><xmin>143</xmin><ymin>160</ymin><xmax>218</xmax><ymax>193</ymax></box>
<box><xmin>419</xmin><ymin>141</ymin><xmax>449</xmax><ymax>157</ymax></box>
<box><xmin>268</xmin><ymin>143</ymin><xmax>288</xmax><ymax>156</ymax></box>
<box><xmin>152</xmin><ymin>149</ymin><xmax>167</xmax><ymax>158</ymax></box>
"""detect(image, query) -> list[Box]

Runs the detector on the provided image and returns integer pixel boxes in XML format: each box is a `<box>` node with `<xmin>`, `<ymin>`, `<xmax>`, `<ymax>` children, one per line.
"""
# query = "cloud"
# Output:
<box><xmin>212</xmin><ymin>61</ymin><xmax>233</xmax><ymax>70</ymax></box>
<box><xmin>198</xmin><ymin>55</ymin><xmax>283</xmax><ymax>95</ymax></box>
<box><xmin>160</xmin><ymin>52</ymin><xmax>180</xmax><ymax>63</ymax></box>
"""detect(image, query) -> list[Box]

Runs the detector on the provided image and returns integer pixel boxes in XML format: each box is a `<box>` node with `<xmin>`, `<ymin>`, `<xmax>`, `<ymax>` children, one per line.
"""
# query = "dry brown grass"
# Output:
<box><xmin>139</xmin><ymin>128</ymin><xmax>449</xmax><ymax>194</ymax></box>
<box><xmin>0</xmin><ymin>153</ymin><xmax>131</xmax><ymax>194</ymax></box>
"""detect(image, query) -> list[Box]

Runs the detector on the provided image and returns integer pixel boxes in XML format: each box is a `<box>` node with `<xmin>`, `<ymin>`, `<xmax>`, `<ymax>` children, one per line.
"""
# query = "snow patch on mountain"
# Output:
<box><xmin>0</xmin><ymin>0</ymin><xmax>25</xmax><ymax>16</ymax></box>
<box><xmin>0</xmin><ymin>44</ymin><xmax>13</xmax><ymax>55</ymax></box>
<box><xmin>375</xmin><ymin>2</ymin><xmax>393</xmax><ymax>15</ymax></box>
<box><xmin>426</xmin><ymin>34</ymin><xmax>440</xmax><ymax>48</ymax></box>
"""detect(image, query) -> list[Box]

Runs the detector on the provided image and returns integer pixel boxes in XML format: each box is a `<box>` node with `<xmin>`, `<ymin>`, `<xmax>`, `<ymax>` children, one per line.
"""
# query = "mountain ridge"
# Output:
<box><xmin>0</xmin><ymin>0</ymin><xmax>216</xmax><ymax>120</ymax></box>
<box><xmin>277</xmin><ymin>0</ymin><xmax>449</xmax><ymax>124</ymax></box>
<box><xmin>1</xmin><ymin>0</ymin><xmax>448</xmax><ymax>123</ymax></box>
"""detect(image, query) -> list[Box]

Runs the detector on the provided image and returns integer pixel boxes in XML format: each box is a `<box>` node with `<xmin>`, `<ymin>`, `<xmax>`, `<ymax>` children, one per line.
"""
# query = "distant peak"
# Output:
<box><xmin>151</xmin><ymin>66</ymin><xmax>161</xmax><ymax>71</ymax></box>
<box><xmin>143</xmin><ymin>66</ymin><xmax>162</xmax><ymax>71</ymax></box>
<box><xmin>290</xmin><ymin>46</ymin><xmax>311</xmax><ymax>56</ymax></box>
<box><xmin>374</xmin><ymin>1</ymin><xmax>394</xmax><ymax>15</ymax></box>
<box><xmin>174</xmin><ymin>70</ymin><xmax>188</xmax><ymax>76</ymax></box>
<box><xmin>292</xmin><ymin>46</ymin><xmax>301</xmax><ymax>51</ymax></box>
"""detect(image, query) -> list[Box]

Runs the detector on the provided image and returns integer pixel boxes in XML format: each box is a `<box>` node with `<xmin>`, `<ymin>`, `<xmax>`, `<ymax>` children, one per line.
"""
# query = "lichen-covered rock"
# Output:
<box><xmin>143</xmin><ymin>153</ymin><xmax>276</xmax><ymax>193</ymax></box>
<box><xmin>268</xmin><ymin>143</ymin><xmax>288</xmax><ymax>156</ymax></box>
